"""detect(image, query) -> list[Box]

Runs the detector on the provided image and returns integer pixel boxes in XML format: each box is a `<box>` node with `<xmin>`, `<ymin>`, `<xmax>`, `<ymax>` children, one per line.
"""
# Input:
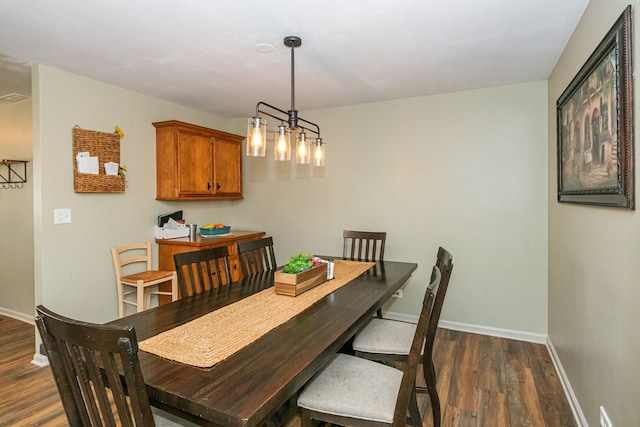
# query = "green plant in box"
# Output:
<box><xmin>283</xmin><ymin>253</ymin><xmax>313</xmax><ymax>274</ymax></box>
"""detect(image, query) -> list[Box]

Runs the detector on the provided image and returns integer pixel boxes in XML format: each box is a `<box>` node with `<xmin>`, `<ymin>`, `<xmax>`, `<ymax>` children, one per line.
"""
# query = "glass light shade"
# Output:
<box><xmin>296</xmin><ymin>130</ymin><xmax>311</xmax><ymax>164</ymax></box>
<box><xmin>246</xmin><ymin>117</ymin><xmax>267</xmax><ymax>157</ymax></box>
<box><xmin>273</xmin><ymin>124</ymin><xmax>291</xmax><ymax>161</ymax></box>
<box><xmin>312</xmin><ymin>138</ymin><xmax>325</xmax><ymax>166</ymax></box>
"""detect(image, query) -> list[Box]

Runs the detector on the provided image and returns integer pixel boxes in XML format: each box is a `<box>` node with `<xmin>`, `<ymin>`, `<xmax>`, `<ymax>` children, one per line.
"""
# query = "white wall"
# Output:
<box><xmin>233</xmin><ymin>81</ymin><xmax>549</xmax><ymax>334</ymax></box>
<box><xmin>0</xmin><ymin>99</ymin><xmax>34</xmax><ymax>318</ymax></box>
<box><xmin>548</xmin><ymin>1</ymin><xmax>640</xmax><ymax>426</ymax></box>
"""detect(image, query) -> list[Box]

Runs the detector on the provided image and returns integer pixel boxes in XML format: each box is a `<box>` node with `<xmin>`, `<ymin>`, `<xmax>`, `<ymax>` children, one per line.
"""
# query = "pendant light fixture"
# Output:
<box><xmin>247</xmin><ymin>36</ymin><xmax>326</xmax><ymax>166</ymax></box>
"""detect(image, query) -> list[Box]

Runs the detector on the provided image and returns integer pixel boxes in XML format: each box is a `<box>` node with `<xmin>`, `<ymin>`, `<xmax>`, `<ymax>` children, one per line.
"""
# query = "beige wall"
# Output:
<box><xmin>15</xmin><ymin>66</ymin><xmax>548</xmax><ymax>337</ymax></box>
<box><xmin>25</xmin><ymin>64</ymin><xmax>550</xmax><ymax>336</ymax></box>
<box><xmin>0</xmin><ymin>99</ymin><xmax>34</xmax><ymax>317</ymax></box>
<box><xmin>32</xmin><ymin>65</ymin><xmax>240</xmax><ymax>323</ymax></box>
<box><xmin>233</xmin><ymin>81</ymin><xmax>549</xmax><ymax>334</ymax></box>
<box><xmin>22</xmin><ymin>62</ymin><xmax>548</xmax><ymax>396</ymax></box>
<box><xmin>548</xmin><ymin>1</ymin><xmax>640</xmax><ymax>426</ymax></box>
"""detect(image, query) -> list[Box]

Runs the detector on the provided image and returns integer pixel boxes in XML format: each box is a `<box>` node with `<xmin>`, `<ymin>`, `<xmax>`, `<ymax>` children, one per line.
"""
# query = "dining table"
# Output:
<box><xmin>107</xmin><ymin>258</ymin><xmax>418</xmax><ymax>427</ymax></box>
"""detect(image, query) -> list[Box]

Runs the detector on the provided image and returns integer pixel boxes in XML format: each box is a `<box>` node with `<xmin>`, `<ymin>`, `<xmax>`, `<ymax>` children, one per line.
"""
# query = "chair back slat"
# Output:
<box><xmin>342</xmin><ymin>230</ymin><xmax>386</xmax><ymax>261</ymax></box>
<box><xmin>393</xmin><ymin>265</ymin><xmax>441</xmax><ymax>425</ymax></box>
<box><xmin>174</xmin><ymin>246</ymin><xmax>232</xmax><ymax>296</ymax></box>
<box><xmin>238</xmin><ymin>237</ymin><xmax>277</xmax><ymax>277</ymax></box>
<box><xmin>35</xmin><ymin>305</ymin><xmax>155</xmax><ymax>427</ymax></box>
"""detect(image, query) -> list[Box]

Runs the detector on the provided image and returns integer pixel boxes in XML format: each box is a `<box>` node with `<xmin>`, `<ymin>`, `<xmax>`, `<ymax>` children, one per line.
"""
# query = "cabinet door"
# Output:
<box><xmin>154</xmin><ymin>120</ymin><xmax>243</xmax><ymax>200</ymax></box>
<box><xmin>213</xmin><ymin>137</ymin><xmax>242</xmax><ymax>197</ymax></box>
<box><xmin>177</xmin><ymin>130</ymin><xmax>214</xmax><ymax>196</ymax></box>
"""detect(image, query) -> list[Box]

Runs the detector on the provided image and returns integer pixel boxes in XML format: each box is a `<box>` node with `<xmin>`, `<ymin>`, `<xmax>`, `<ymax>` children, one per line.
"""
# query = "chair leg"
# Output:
<box><xmin>136</xmin><ymin>280</ymin><xmax>145</xmax><ymax>313</ymax></box>
<box><xmin>171</xmin><ymin>273</ymin><xmax>178</xmax><ymax>301</ymax></box>
<box><xmin>118</xmin><ymin>285</ymin><xmax>125</xmax><ymax>318</ymax></box>
<box><xmin>408</xmin><ymin>389</ymin><xmax>422</xmax><ymax>427</ymax></box>
<box><xmin>145</xmin><ymin>287</ymin><xmax>153</xmax><ymax>310</ymax></box>
<box><xmin>300</xmin><ymin>408</ymin><xmax>314</xmax><ymax>427</ymax></box>
<box><xmin>422</xmin><ymin>359</ymin><xmax>441</xmax><ymax>427</ymax></box>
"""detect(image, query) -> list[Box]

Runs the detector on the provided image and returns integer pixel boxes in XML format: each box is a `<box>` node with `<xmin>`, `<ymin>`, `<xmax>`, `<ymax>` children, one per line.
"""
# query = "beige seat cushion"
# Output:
<box><xmin>352</xmin><ymin>318</ymin><xmax>417</xmax><ymax>355</ymax></box>
<box><xmin>297</xmin><ymin>353</ymin><xmax>403</xmax><ymax>424</ymax></box>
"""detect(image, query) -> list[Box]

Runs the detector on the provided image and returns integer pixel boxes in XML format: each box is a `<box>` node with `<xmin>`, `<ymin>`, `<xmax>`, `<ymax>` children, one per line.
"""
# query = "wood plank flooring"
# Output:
<box><xmin>0</xmin><ymin>315</ymin><xmax>576</xmax><ymax>426</ymax></box>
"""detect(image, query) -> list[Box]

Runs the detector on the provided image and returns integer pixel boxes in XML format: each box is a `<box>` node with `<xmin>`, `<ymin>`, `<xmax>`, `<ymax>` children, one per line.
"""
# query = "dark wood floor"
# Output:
<box><xmin>0</xmin><ymin>314</ymin><xmax>576</xmax><ymax>426</ymax></box>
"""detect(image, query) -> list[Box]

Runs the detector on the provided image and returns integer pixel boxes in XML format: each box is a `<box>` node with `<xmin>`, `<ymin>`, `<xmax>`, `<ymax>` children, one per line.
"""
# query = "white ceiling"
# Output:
<box><xmin>0</xmin><ymin>0</ymin><xmax>588</xmax><ymax>118</ymax></box>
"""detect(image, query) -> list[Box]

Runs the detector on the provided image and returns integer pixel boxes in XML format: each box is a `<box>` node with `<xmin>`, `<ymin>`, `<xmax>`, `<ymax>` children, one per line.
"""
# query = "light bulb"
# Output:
<box><xmin>274</xmin><ymin>124</ymin><xmax>291</xmax><ymax>161</ymax></box>
<box><xmin>313</xmin><ymin>139</ymin><xmax>325</xmax><ymax>166</ymax></box>
<box><xmin>251</xmin><ymin>127</ymin><xmax>263</xmax><ymax>148</ymax></box>
<box><xmin>296</xmin><ymin>131</ymin><xmax>311</xmax><ymax>164</ymax></box>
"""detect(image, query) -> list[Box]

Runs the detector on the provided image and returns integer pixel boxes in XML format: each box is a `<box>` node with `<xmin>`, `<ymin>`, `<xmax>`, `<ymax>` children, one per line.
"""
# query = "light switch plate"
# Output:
<box><xmin>54</xmin><ymin>208</ymin><xmax>71</xmax><ymax>224</ymax></box>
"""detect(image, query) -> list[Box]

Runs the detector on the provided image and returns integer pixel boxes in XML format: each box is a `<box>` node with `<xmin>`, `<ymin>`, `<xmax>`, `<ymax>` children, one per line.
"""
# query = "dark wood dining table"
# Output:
<box><xmin>107</xmin><ymin>259</ymin><xmax>417</xmax><ymax>427</ymax></box>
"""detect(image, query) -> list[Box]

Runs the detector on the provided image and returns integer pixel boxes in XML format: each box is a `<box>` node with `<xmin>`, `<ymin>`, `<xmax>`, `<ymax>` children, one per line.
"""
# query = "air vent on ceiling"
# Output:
<box><xmin>0</xmin><ymin>92</ymin><xmax>31</xmax><ymax>102</ymax></box>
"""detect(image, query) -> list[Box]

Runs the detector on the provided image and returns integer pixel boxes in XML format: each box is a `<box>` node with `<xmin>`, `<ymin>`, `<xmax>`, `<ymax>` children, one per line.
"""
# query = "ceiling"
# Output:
<box><xmin>0</xmin><ymin>0</ymin><xmax>588</xmax><ymax>118</ymax></box>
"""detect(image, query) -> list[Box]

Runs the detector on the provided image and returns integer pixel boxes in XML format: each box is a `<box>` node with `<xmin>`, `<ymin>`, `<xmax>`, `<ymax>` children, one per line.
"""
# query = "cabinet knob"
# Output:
<box><xmin>216</xmin><ymin>182</ymin><xmax>221</xmax><ymax>191</ymax></box>
<box><xmin>207</xmin><ymin>182</ymin><xmax>211</xmax><ymax>190</ymax></box>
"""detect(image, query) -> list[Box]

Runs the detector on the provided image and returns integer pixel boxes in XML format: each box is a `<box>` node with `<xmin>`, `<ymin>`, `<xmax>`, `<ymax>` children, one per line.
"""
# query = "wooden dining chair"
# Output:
<box><xmin>343</xmin><ymin>229</ymin><xmax>387</xmax><ymax>318</ymax></box>
<box><xmin>35</xmin><ymin>305</ymin><xmax>199</xmax><ymax>427</ymax></box>
<box><xmin>343</xmin><ymin>230</ymin><xmax>386</xmax><ymax>262</ymax></box>
<box><xmin>297</xmin><ymin>265</ymin><xmax>442</xmax><ymax>427</ymax></box>
<box><xmin>237</xmin><ymin>236</ymin><xmax>277</xmax><ymax>277</ymax></box>
<box><xmin>111</xmin><ymin>242</ymin><xmax>177</xmax><ymax>318</ymax></box>
<box><xmin>351</xmin><ymin>246</ymin><xmax>454</xmax><ymax>427</ymax></box>
<box><xmin>173</xmin><ymin>246</ymin><xmax>232</xmax><ymax>297</ymax></box>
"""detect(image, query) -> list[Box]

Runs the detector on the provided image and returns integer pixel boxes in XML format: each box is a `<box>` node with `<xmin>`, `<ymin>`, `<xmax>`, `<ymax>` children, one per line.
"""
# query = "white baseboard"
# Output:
<box><xmin>383</xmin><ymin>311</ymin><xmax>547</xmax><ymax>344</ymax></box>
<box><xmin>437</xmin><ymin>319</ymin><xmax>547</xmax><ymax>344</ymax></box>
<box><xmin>546</xmin><ymin>337</ymin><xmax>587</xmax><ymax>427</ymax></box>
<box><xmin>31</xmin><ymin>352</ymin><xmax>49</xmax><ymax>367</ymax></box>
<box><xmin>0</xmin><ymin>307</ymin><xmax>34</xmax><ymax>325</ymax></box>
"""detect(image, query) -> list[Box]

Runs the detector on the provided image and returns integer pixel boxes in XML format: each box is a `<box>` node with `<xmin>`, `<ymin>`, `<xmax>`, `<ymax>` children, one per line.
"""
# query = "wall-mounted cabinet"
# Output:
<box><xmin>153</xmin><ymin>120</ymin><xmax>243</xmax><ymax>201</ymax></box>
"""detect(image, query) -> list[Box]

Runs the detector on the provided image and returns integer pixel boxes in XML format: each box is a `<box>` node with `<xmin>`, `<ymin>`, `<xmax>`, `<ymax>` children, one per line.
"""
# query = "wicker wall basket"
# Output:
<box><xmin>72</xmin><ymin>126</ymin><xmax>125</xmax><ymax>193</ymax></box>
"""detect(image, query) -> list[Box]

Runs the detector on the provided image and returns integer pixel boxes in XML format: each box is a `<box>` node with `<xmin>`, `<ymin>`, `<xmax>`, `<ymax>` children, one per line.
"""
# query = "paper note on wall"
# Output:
<box><xmin>77</xmin><ymin>156</ymin><xmax>99</xmax><ymax>174</ymax></box>
<box><xmin>104</xmin><ymin>162</ymin><xmax>119</xmax><ymax>175</ymax></box>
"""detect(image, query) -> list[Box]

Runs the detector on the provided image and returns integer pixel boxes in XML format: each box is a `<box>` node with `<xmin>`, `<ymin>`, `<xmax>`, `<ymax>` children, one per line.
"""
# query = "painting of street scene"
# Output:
<box><xmin>558</xmin><ymin>48</ymin><xmax>618</xmax><ymax>192</ymax></box>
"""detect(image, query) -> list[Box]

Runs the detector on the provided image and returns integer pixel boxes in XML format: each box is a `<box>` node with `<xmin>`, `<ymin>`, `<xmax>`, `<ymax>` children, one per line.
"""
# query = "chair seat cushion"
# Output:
<box><xmin>352</xmin><ymin>318</ymin><xmax>416</xmax><ymax>355</ymax></box>
<box><xmin>297</xmin><ymin>353</ymin><xmax>403</xmax><ymax>424</ymax></box>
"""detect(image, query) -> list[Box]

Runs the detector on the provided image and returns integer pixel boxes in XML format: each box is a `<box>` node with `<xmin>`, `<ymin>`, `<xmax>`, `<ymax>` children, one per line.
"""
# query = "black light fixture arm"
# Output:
<box><xmin>254</xmin><ymin>101</ymin><xmax>321</xmax><ymax>138</ymax></box>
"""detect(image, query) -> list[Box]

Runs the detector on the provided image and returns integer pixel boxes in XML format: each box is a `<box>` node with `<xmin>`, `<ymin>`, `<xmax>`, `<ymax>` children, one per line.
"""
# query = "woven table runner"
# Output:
<box><xmin>139</xmin><ymin>260</ymin><xmax>375</xmax><ymax>368</ymax></box>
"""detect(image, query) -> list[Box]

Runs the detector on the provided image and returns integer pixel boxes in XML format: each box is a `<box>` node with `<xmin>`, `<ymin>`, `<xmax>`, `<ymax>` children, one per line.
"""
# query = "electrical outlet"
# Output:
<box><xmin>392</xmin><ymin>289</ymin><xmax>403</xmax><ymax>298</ymax></box>
<box><xmin>600</xmin><ymin>406</ymin><xmax>613</xmax><ymax>427</ymax></box>
<box><xmin>54</xmin><ymin>208</ymin><xmax>72</xmax><ymax>224</ymax></box>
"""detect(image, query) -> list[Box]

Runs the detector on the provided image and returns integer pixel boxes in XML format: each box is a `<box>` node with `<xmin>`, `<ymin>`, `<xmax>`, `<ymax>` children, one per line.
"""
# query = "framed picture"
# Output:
<box><xmin>557</xmin><ymin>5</ymin><xmax>634</xmax><ymax>209</ymax></box>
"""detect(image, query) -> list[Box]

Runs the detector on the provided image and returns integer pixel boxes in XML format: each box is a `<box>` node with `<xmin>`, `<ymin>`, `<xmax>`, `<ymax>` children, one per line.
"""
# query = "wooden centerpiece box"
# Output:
<box><xmin>274</xmin><ymin>263</ymin><xmax>328</xmax><ymax>297</ymax></box>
